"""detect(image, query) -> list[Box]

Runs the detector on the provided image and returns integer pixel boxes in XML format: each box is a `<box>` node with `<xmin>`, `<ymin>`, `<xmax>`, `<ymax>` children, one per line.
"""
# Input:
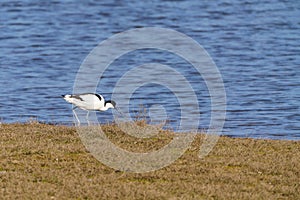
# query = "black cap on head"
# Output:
<box><xmin>105</xmin><ymin>100</ymin><xmax>116</xmax><ymax>108</ymax></box>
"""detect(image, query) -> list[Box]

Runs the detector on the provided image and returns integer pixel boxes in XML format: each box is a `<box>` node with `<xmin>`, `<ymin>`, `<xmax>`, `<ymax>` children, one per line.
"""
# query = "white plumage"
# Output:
<box><xmin>62</xmin><ymin>93</ymin><xmax>116</xmax><ymax>125</ymax></box>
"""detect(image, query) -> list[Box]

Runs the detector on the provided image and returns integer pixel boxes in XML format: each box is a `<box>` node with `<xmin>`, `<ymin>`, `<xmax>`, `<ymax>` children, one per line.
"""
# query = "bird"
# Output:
<box><xmin>62</xmin><ymin>93</ymin><xmax>116</xmax><ymax>125</ymax></box>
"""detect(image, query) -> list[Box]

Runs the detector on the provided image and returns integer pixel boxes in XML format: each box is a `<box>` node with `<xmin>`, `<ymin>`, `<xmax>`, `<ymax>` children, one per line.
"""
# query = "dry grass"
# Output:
<box><xmin>0</xmin><ymin>122</ymin><xmax>299</xmax><ymax>199</ymax></box>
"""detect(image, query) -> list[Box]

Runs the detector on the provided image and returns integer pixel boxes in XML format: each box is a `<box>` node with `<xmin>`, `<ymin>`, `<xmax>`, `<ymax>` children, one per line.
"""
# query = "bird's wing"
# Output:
<box><xmin>71</xmin><ymin>93</ymin><xmax>104</xmax><ymax>110</ymax></box>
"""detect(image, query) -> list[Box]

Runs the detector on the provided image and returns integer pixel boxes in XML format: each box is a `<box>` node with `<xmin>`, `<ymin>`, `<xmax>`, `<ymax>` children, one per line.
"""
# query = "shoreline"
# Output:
<box><xmin>1</xmin><ymin>121</ymin><xmax>298</xmax><ymax>141</ymax></box>
<box><xmin>1</xmin><ymin>122</ymin><xmax>299</xmax><ymax>199</ymax></box>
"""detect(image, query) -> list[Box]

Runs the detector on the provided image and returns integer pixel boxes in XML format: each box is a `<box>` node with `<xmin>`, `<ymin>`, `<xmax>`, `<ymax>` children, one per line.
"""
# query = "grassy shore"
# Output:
<box><xmin>0</xmin><ymin>122</ymin><xmax>299</xmax><ymax>199</ymax></box>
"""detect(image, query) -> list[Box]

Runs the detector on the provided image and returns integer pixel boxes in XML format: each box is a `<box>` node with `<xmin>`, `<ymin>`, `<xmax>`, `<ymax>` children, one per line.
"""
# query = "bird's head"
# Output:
<box><xmin>101</xmin><ymin>100</ymin><xmax>116</xmax><ymax>111</ymax></box>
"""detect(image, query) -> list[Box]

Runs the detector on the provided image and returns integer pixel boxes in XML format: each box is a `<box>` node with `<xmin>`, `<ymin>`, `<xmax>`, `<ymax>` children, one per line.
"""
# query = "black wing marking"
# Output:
<box><xmin>70</xmin><ymin>94</ymin><xmax>83</xmax><ymax>101</ymax></box>
<box><xmin>94</xmin><ymin>94</ymin><xmax>102</xmax><ymax>101</ymax></box>
<box><xmin>69</xmin><ymin>93</ymin><xmax>102</xmax><ymax>101</ymax></box>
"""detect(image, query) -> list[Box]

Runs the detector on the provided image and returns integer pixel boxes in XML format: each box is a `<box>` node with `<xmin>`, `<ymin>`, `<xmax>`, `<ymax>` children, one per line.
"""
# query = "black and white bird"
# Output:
<box><xmin>62</xmin><ymin>93</ymin><xmax>116</xmax><ymax>125</ymax></box>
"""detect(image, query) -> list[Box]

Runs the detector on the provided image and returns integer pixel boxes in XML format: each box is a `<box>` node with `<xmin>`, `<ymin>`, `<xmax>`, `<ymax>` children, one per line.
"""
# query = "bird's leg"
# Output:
<box><xmin>72</xmin><ymin>106</ymin><xmax>80</xmax><ymax>126</ymax></box>
<box><xmin>86</xmin><ymin>111</ymin><xmax>90</xmax><ymax>126</ymax></box>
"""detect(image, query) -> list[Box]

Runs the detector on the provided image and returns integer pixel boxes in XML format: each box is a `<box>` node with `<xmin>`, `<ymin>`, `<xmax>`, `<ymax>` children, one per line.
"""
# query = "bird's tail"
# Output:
<box><xmin>62</xmin><ymin>94</ymin><xmax>73</xmax><ymax>103</ymax></box>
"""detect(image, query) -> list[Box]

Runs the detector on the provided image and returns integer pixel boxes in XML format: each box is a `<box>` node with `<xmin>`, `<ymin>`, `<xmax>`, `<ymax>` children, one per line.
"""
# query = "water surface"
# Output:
<box><xmin>1</xmin><ymin>0</ymin><xmax>299</xmax><ymax>139</ymax></box>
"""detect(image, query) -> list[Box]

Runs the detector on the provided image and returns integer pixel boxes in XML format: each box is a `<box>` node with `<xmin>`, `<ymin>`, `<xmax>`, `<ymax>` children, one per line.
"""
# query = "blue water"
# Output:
<box><xmin>1</xmin><ymin>0</ymin><xmax>299</xmax><ymax>140</ymax></box>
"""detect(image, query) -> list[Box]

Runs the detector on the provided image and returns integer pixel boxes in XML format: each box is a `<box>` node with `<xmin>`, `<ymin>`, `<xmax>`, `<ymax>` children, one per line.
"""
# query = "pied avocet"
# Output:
<box><xmin>62</xmin><ymin>93</ymin><xmax>116</xmax><ymax>125</ymax></box>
